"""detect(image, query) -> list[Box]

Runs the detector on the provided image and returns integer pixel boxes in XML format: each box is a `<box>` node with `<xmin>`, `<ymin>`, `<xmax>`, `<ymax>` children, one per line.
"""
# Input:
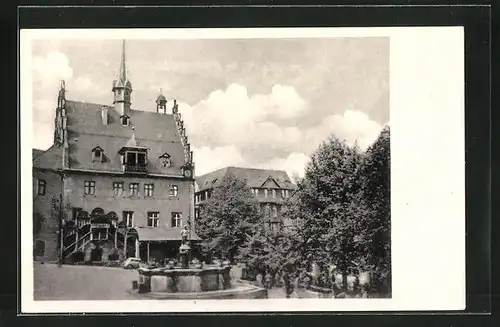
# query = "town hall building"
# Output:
<box><xmin>32</xmin><ymin>41</ymin><xmax>199</xmax><ymax>264</ymax></box>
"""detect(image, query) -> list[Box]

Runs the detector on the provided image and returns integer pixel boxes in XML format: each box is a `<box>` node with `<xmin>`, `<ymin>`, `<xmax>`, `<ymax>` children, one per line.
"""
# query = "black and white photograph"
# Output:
<box><xmin>22</xmin><ymin>27</ymin><xmax>465</xmax><ymax>312</ymax></box>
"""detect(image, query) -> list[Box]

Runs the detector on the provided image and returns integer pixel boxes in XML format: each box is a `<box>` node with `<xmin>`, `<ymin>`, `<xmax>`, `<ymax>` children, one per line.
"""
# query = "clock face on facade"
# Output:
<box><xmin>184</xmin><ymin>169</ymin><xmax>192</xmax><ymax>178</ymax></box>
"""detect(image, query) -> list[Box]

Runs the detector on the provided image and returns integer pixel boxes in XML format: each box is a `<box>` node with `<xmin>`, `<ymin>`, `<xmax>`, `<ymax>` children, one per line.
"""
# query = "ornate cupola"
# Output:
<box><xmin>156</xmin><ymin>89</ymin><xmax>167</xmax><ymax>114</ymax></box>
<box><xmin>112</xmin><ymin>40</ymin><xmax>133</xmax><ymax>116</ymax></box>
<box><xmin>118</xmin><ymin>127</ymin><xmax>149</xmax><ymax>174</ymax></box>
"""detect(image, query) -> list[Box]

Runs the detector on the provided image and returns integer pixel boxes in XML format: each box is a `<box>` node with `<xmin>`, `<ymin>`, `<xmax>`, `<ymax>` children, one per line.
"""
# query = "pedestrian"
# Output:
<box><xmin>265</xmin><ymin>271</ymin><xmax>272</xmax><ymax>289</ymax></box>
<box><xmin>256</xmin><ymin>273</ymin><xmax>263</xmax><ymax>286</ymax></box>
<box><xmin>282</xmin><ymin>270</ymin><xmax>294</xmax><ymax>298</ymax></box>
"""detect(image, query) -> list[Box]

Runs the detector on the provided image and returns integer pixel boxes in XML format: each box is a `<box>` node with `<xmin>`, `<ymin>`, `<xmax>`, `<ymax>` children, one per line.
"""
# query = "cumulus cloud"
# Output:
<box><xmin>31</xmin><ymin>51</ymin><xmax>104</xmax><ymax>150</ymax></box>
<box><xmin>179</xmin><ymin>83</ymin><xmax>307</xmax><ymax>151</ymax></box>
<box><xmin>180</xmin><ymin>83</ymin><xmax>384</xmax><ymax>178</ymax></box>
<box><xmin>192</xmin><ymin>145</ymin><xmax>247</xmax><ymax>176</ymax></box>
<box><xmin>317</xmin><ymin>110</ymin><xmax>384</xmax><ymax>150</ymax></box>
<box><xmin>31</xmin><ymin>51</ymin><xmax>74</xmax><ymax>150</ymax></box>
<box><xmin>258</xmin><ymin>152</ymin><xmax>310</xmax><ymax>182</ymax></box>
<box><xmin>33</xmin><ymin>50</ymin><xmax>73</xmax><ymax>83</ymax></box>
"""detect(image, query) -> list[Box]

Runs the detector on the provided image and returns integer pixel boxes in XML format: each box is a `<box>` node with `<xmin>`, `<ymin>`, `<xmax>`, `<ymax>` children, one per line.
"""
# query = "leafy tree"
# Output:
<box><xmin>358</xmin><ymin>126</ymin><xmax>391</xmax><ymax>295</ymax></box>
<box><xmin>238</xmin><ymin>220</ymin><xmax>302</xmax><ymax>280</ymax></box>
<box><xmin>284</xmin><ymin>136</ymin><xmax>371</xmax><ymax>291</ymax></box>
<box><xmin>195</xmin><ymin>172</ymin><xmax>261</xmax><ymax>262</ymax></box>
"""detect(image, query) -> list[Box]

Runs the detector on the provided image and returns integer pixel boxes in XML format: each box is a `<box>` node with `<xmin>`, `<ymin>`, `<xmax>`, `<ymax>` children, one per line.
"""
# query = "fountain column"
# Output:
<box><xmin>179</xmin><ymin>243</ymin><xmax>190</xmax><ymax>269</ymax></box>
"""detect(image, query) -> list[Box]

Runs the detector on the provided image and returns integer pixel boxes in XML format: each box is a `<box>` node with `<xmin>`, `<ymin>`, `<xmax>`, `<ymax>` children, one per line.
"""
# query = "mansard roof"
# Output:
<box><xmin>32</xmin><ymin>100</ymin><xmax>187</xmax><ymax>175</ymax></box>
<box><xmin>195</xmin><ymin>166</ymin><xmax>296</xmax><ymax>192</ymax></box>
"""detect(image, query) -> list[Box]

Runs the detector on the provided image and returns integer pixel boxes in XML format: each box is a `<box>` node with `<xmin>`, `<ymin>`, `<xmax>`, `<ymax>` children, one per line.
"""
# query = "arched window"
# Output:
<box><xmin>120</xmin><ymin>115</ymin><xmax>130</xmax><ymax>126</ymax></box>
<box><xmin>91</xmin><ymin>146</ymin><xmax>104</xmax><ymax>163</ymax></box>
<box><xmin>159</xmin><ymin>153</ymin><xmax>171</xmax><ymax>167</ymax></box>
<box><xmin>91</xmin><ymin>207</ymin><xmax>105</xmax><ymax>217</ymax></box>
<box><xmin>169</xmin><ymin>185</ymin><xmax>179</xmax><ymax>197</ymax></box>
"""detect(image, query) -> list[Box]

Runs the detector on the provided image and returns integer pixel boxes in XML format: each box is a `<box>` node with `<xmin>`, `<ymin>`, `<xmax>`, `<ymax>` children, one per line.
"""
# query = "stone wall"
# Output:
<box><xmin>33</xmin><ymin>169</ymin><xmax>62</xmax><ymax>262</ymax></box>
<box><xmin>62</xmin><ymin>173</ymin><xmax>193</xmax><ymax>228</ymax></box>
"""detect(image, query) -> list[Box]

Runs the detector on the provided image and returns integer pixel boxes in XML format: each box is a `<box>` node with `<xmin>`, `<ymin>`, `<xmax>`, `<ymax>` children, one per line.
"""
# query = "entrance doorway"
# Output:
<box><xmin>90</xmin><ymin>247</ymin><xmax>103</xmax><ymax>261</ymax></box>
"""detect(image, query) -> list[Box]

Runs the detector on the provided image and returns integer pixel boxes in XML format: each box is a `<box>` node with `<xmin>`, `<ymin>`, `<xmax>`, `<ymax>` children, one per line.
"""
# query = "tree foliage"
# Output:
<box><xmin>358</xmin><ymin>126</ymin><xmax>391</xmax><ymax>294</ymax></box>
<box><xmin>279</xmin><ymin>127</ymin><xmax>391</xmax><ymax>294</ymax></box>
<box><xmin>237</xmin><ymin>220</ymin><xmax>302</xmax><ymax>277</ymax></box>
<box><xmin>195</xmin><ymin>172</ymin><xmax>261</xmax><ymax>262</ymax></box>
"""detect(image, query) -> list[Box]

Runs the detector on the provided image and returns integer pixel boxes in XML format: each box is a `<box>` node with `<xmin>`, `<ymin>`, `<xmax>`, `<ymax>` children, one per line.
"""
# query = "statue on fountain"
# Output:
<box><xmin>180</xmin><ymin>225</ymin><xmax>189</xmax><ymax>244</ymax></box>
<box><xmin>178</xmin><ymin>225</ymin><xmax>191</xmax><ymax>269</ymax></box>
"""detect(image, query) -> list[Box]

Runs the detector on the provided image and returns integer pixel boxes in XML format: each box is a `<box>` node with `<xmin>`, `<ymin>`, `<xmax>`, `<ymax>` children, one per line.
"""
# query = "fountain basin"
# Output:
<box><xmin>137</xmin><ymin>266</ymin><xmax>232</xmax><ymax>293</ymax></box>
<box><xmin>128</xmin><ymin>281</ymin><xmax>268</xmax><ymax>300</ymax></box>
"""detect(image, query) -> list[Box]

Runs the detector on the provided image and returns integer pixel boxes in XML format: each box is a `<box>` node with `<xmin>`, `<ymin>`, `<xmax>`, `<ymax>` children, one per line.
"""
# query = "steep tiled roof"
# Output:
<box><xmin>195</xmin><ymin>166</ymin><xmax>296</xmax><ymax>192</ymax></box>
<box><xmin>32</xmin><ymin>145</ymin><xmax>63</xmax><ymax>170</ymax></box>
<box><xmin>64</xmin><ymin>100</ymin><xmax>186</xmax><ymax>175</ymax></box>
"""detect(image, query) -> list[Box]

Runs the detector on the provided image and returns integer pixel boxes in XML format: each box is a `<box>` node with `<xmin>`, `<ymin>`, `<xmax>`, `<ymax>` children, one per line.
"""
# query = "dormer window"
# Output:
<box><xmin>125</xmin><ymin>151</ymin><xmax>147</xmax><ymax>166</ymax></box>
<box><xmin>159</xmin><ymin>153</ymin><xmax>171</xmax><ymax>168</ymax></box>
<box><xmin>120</xmin><ymin>115</ymin><xmax>130</xmax><ymax>126</ymax></box>
<box><xmin>91</xmin><ymin>146</ymin><xmax>104</xmax><ymax>163</ymax></box>
<box><xmin>118</xmin><ymin>132</ymin><xmax>148</xmax><ymax>174</ymax></box>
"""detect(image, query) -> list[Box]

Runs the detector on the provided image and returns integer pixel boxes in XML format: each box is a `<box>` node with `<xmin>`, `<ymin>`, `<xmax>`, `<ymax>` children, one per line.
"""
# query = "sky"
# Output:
<box><xmin>31</xmin><ymin>37</ymin><xmax>389</xmax><ymax>180</ymax></box>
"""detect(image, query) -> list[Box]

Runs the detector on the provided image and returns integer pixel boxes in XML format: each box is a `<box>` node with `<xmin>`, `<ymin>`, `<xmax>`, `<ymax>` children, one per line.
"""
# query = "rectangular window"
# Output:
<box><xmin>281</xmin><ymin>189</ymin><xmax>285</xmax><ymax>198</ymax></box>
<box><xmin>37</xmin><ymin>179</ymin><xmax>46</xmax><ymax>195</ymax></box>
<box><xmin>264</xmin><ymin>189</ymin><xmax>268</xmax><ymax>198</ymax></box>
<box><xmin>147</xmin><ymin>212</ymin><xmax>160</xmax><ymax>227</ymax></box>
<box><xmin>113</xmin><ymin>182</ymin><xmax>124</xmax><ymax>196</ymax></box>
<box><xmin>254</xmin><ymin>188</ymin><xmax>260</xmax><ymax>196</ymax></box>
<box><xmin>169</xmin><ymin>185</ymin><xmax>179</xmax><ymax>197</ymax></box>
<box><xmin>129</xmin><ymin>183</ymin><xmax>139</xmax><ymax>196</ymax></box>
<box><xmin>138</xmin><ymin>153</ymin><xmax>146</xmax><ymax>166</ymax></box>
<box><xmin>92</xmin><ymin>149</ymin><xmax>102</xmax><ymax>163</ymax></box>
<box><xmin>171</xmin><ymin>212</ymin><xmax>182</xmax><ymax>228</ymax></box>
<box><xmin>272</xmin><ymin>205</ymin><xmax>278</xmax><ymax>217</ymax></box>
<box><xmin>126</xmin><ymin>152</ymin><xmax>136</xmax><ymax>165</ymax></box>
<box><xmin>72</xmin><ymin>207</ymin><xmax>82</xmax><ymax>221</ymax></box>
<box><xmin>272</xmin><ymin>189</ymin><xmax>276</xmax><ymax>198</ymax></box>
<box><xmin>84</xmin><ymin>181</ymin><xmax>95</xmax><ymax>195</ymax></box>
<box><xmin>286</xmin><ymin>190</ymin><xmax>290</xmax><ymax>198</ymax></box>
<box><xmin>123</xmin><ymin>211</ymin><xmax>134</xmax><ymax>227</ymax></box>
<box><xmin>92</xmin><ymin>229</ymin><xmax>107</xmax><ymax>241</ymax></box>
<box><xmin>144</xmin><ymin>184</ymin><xmax>154</xmax><ymax>197</ymax></box>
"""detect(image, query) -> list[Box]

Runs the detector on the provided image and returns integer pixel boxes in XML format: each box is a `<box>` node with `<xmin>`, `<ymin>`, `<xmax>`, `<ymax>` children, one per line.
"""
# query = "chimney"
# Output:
<box><xmin>101</xmin><ymin>106</ymin><xmax>108</xmax><ymax>125</ymax></box>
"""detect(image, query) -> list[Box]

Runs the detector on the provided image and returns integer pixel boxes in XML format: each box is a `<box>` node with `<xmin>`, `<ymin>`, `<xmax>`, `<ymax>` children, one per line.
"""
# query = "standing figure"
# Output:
<box><xmin>282</xmin><ymin>270</ymin><xmax>293</xmax><ymax>298</ymax></box>
<box><xmin>265</xmin><ymin>271</ymin><xmax>273</xmax><ymax>290</ymax></box>
<box><xmin>180</xmin><ymin>225</ymin><xmax>189</xmax><ymax>244</ymax></box>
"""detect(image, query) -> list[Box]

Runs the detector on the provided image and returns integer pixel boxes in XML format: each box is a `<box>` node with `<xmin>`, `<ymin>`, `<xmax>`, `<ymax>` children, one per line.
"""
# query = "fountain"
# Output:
<box><xmin>129</xmin><ymin>227</ymin><xmax>267</xmax><ymax>299</ymax></box>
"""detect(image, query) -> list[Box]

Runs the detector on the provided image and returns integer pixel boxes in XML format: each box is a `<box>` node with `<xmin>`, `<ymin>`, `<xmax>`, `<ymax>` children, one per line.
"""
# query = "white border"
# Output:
<box><xmin>21</xmin><ymin>27</ymin><xmax>465</xmax><ymax>313</ymax></box>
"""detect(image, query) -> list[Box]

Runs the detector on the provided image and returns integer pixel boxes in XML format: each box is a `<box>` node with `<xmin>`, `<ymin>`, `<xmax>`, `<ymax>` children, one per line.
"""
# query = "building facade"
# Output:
<box><xmin>194</xmin><ymin>167</ymin><xmax>296</xmax><ymax>230</ymax></box>
<box><xmin>32</xmin><ymin>41</ymin><xmax>198</xmax><ymax>264</ymax></box>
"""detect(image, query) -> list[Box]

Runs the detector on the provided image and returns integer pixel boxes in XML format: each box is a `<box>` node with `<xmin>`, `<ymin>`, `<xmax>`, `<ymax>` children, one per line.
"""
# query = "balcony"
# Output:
<box><xmin>123</xmin><ymin>164</ymin><xmax>148</xmax><ymax>174</ymax></box>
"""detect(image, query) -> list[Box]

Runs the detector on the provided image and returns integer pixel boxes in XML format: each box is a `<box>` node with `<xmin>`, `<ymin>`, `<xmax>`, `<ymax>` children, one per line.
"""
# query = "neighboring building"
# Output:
<box><xmin>32</xmin><ymin>41</ymin><xmax>199</xmax><ymax>264</ymax></box>
<box><xmin>194</xmin><ymin>167</ymin><xmax>297</xmax><ymax>231</ymax></box>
